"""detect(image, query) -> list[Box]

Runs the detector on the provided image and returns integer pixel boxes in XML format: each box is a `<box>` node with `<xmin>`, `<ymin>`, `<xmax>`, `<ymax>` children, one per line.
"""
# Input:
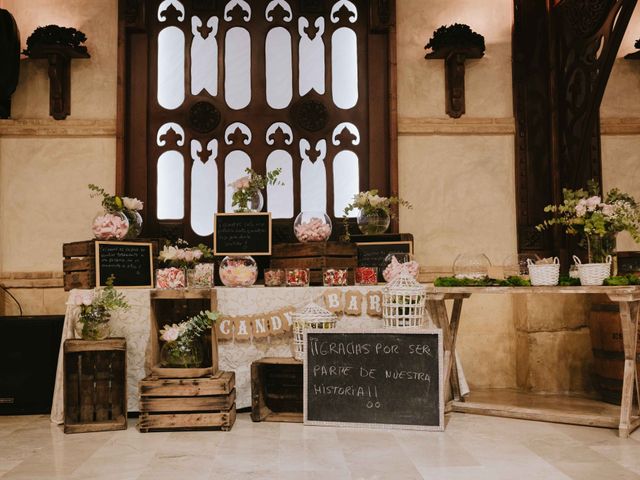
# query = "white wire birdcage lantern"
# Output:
<box><xmin>292</xmin><ymin>302</ymin><xmax>338</xmax><ymax>361</ymax></box>
<box><xmin>382</xmin><ymin>268</ymin><xmax>426</xmax><ymax>328</ymax></box>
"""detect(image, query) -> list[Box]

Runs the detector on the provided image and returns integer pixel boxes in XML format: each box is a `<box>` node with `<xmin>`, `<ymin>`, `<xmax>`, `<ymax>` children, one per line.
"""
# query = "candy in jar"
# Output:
<box><xmin>155</xmin><ymin>267</ymin><xmax>186</xmax><ymax>289</ymax></box>
<box><xmin>355</xmin><ymin>267</ymin><xmax>377</xmax><ymax>285</ymax></box>
<box><xmin>323</xmin><ymin>268</ymin><xmax>348</xmax><ymax>286</ymax></box>
<box><xmin>382</xmin><ymin>255</ymin><xmax>419</xmax><ymax>282</ymax></box>
<box><xmin>286</xmin><ymin>268</ymin><xmax>310</xmax><ymax>286</ymax></box>
<box><xmin>293</xmin><ymin>212</ymin><xmax>332</xmax><ymax>243</ymax></box>
<box><xmin>219</xmin><ymin>256</ymin><xmax>258</xmax><ymax>287</ymax></box>
<box><xmin>264</xmin><ymin>269</ymin><xmax>284</xmax><ymax>287</ymax></box>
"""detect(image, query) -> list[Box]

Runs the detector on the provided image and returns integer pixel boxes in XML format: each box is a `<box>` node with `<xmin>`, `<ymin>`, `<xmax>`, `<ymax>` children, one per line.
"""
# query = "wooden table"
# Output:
<box><xmin>424</xmin><ymin>286</ymin><xmax>640</xmax><ymax>437</ymax></box>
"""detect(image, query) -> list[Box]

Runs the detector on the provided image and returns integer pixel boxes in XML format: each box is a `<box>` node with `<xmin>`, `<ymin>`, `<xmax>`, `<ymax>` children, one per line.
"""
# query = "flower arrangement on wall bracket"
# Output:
<box><xmin>624</xmin><ymin>38</ymin><xmax>640</xmax><ymax>60</ymax></box>
<box><xmin>342</xmin><ymin>190</ymin><xmax>412</xmax><ymax>240</ymax></box>
<box><xmin>536</xmin><ymin>180</ymin><xmax>640</xmax><ymax>268</ymax></box>
<box><xmin>424</xmin><ymin>23</ymin><xmax>485</xmax><ymax>56</ymax></box>
<box><xmin>424</xmin><ymin>24</ymin><xmax>485</xmax><ymax>119</ymax></box>
<box><xmin>230</xmin><ymin>167</ymin><xmax>283</xmax><ymax>213</ymax></box>
<box><xmin>22</xmin><ymin>25</ymin><xmax>87</xmax><ymax>56</ymax></box>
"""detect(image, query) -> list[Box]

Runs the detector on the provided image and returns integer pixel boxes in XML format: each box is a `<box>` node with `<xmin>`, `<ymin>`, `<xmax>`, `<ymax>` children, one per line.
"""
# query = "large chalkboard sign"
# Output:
<box><xmin>94</xmin><ymin>241</ymin><xmax>154</xmax><ymax>288</ymax></box>
<box><xmin>304</xmin><ymin>329</ymin><xmax>443</xmax><ymax>431</ymax></box>
<box><xmin>355</xmin><ymin>241</ymin><xmax>413</xmax><ymax>270</ymax></box>
<box><xmin>214</xmin><ymin>213</ymin><xmax>272</xmax><ymax>256</ymax></box>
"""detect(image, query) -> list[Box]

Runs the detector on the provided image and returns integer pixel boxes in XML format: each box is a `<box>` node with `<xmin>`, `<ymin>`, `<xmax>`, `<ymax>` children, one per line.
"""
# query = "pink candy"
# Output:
<box><xmin>383</xmin><ymin>256</ymin><xmax>420</xmax><ymax>282</ymax></box>
<box><xmin>219</xmin><ymin>260</ymin><xmax>258</xmax><ymax>287</ymax></box>
<box><xmin>92</xmin><ymin>213</ymin><xmax>129</xmax><ymax>240</ymax></box>
<box><xmin>156</xmin><ymin>267</ymin><xmax>186</xmax><ymax>289</ymax></box>
<box><xmin>294</xmin><ymin>217</ymin><xmax>331</xmax><ymax>242</ymax></box>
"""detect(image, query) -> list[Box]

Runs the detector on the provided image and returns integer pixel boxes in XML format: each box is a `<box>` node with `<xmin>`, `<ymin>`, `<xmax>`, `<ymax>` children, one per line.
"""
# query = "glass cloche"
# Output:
<box><xmin>453</xmin><ymin>253</ymin><xmax>491</xmax><ymax>279</ymax></box>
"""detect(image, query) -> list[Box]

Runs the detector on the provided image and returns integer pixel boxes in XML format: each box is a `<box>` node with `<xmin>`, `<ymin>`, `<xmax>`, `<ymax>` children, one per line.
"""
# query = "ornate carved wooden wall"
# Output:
<box><xmin>513</xmin><ymin>0</ymin><xmax>636</xmax><ymax>257</ymax></box>
<box><xmin>118</xmin><ymin>0</ymin><xmax>396</xmax><ymax>242</ymax></box>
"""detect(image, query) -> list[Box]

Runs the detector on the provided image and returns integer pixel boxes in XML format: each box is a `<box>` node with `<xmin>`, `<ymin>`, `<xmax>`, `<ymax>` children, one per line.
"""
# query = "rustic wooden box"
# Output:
<box><xmin>63</xmin><ymin>338</ymin><xmax>127</xmax><ymax>434</ymax></box>
<box><xmin>149</xmin><ymin>289</ymin><xmax>219</xmax><ymax>379</ymax></box>
<box><xmin>62</xmin><ymin>238</ymin><xmax>159</xmax><ymax>291</ymax></box>
<box><xmin>251</xmin><ymin>357</ymin><xmax>303</xmax><ymax>423</ymax></box>
<box><xmin>270</xmin><ymin>242</ymin><xmax>357</xmax><ymax>285</ymax></box>
<box><xmin>138</xmin><ymin>372</ymin><xmax>236</xmax><ymax>432</ymax></box>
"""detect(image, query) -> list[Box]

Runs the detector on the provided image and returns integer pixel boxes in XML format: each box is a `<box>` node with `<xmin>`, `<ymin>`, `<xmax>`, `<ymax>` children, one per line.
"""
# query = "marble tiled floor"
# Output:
<box><xmin>1</xmin><ymin>412</ymin><xmax>640</xmax><ymax>480</ymax></box>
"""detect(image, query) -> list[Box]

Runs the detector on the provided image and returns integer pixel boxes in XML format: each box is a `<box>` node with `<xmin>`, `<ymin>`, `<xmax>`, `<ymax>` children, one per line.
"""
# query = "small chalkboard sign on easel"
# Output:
<box><xmin>95</xmin><ymin>241</ymin><xmax>154</xmax><ymax>288</ymax></box>
<box><xmin>303</xmin><ymin>329</ymin><xmax>444</xmax><ymax>431</ymax></box>
<box><xmin>355</xmin><ymin>241</ymin><xmax>413</xmax><ymax>270</ymax></box>
<box><xmin>213</xmin><ymin>212</ymin><xmax>272</xmax><ymax>256</ymax></box>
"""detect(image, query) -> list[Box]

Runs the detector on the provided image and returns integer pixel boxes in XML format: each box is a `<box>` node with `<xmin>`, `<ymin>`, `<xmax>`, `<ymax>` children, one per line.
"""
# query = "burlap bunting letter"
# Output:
<box><xmin>234</xmin><ymin>316</ymin><xmax>253</xmax><ymax>341</ymax></box>
<box><xmin>269</xmin><ymin>310</ymin><xmax>285</xmax><ymax>335</ymax></box>
<box><xmin>253</xmin><ymin>316</ymin><xmax>270</xmax><ymax>338</ymax></box>
<box><xmin>345</xmin><ymin>290</ymin><xmax>363</xmax><ymax>315</ymax></box>
<box><xmin>216</xmin><ymin>317</ymin><xmax>234</xmax><ymax>340</ymax></box>
<box><xmin>281</xmin><ymin>308</ymin><xmax>295</xmax><ymax>332</ymax></box>
<box><xmin>366</xmin><ymin>291</ymin><xmax>383</xmax><ymax>317</ymax></box>
<box><xmin>323</xmin><ymin>289</ymin><xmax>344</xmax><ymax>313</ymax></box>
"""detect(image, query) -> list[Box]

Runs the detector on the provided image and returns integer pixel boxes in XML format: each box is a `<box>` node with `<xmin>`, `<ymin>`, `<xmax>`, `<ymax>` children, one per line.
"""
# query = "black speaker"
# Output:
<box><xmin>0</xmin><ymin>316</ymin><xmax>64</xmax><ymax>414</ymax></box>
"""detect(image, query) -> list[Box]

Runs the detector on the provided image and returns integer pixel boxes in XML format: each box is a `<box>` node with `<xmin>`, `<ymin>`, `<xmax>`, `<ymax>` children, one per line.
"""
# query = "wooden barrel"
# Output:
<box><xmin>589</xmin><ymin>303</ymin><xmax>640</xmax><ymax>404</ymax></box>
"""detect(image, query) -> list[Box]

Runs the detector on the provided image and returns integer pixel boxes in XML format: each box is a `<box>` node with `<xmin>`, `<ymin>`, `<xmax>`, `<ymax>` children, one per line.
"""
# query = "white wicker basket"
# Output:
<box><xmin>292</xmin><ymin>303</ymin><xmax>338</xmax><ymax>361</ymax></box>
<box><xmin>382</xmin><ymin>269</ymin><xmax>426</xmax><ymax>328</ymax></box>
<box><xmin>527</xmin><ymin>257</ymin><xmax>560</xmax><ymax>286</ymax></box>
<box><xmin>573</xmin><ymin>255</ymin><xmax>611</xmax><ymax>286</ymax></box>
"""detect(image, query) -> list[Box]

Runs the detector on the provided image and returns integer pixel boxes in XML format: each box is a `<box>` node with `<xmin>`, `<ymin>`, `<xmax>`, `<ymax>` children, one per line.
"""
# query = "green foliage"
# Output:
<box><xmin>89</xmin><ymin>184</ymin><xmax>123</xmax><ymax>213</ymax></box>
<box><xmin>425</xmin><ymin>24</ymin><xmax>485</xmax><ymax>54</ymax></box>
<box><xmin>231</xmin><ymin>168</ymin><xmax>283</xmax><ymax>212</ymax></box>
<box><xmin>558</xmin><ymin>275</ymin><xmax>581</xmax><ymax>286</ymax></box>
<box><xmin>23</xmin><ymin>25</ymin><xmax>87</xmax><ymax>56</ymax></box>
<box><xmin>604</xmin><ymin>275</ymin><xmax>640</xmax><ymax>286</ymax></box>
<box><xmin>433</xmin><ymin>276</ymin><xmax>531</xmax><ymax>287</ymax></box>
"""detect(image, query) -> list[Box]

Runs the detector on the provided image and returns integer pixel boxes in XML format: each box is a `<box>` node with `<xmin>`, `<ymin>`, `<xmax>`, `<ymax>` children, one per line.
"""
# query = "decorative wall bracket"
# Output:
<box><xmin>425</xmin><ymin>46</ymin><xmax>484</xmax><ymax>119</ymax></box>
<box><xmin>27</xmin><ymin>45</ymin><xmax>90</xmax><ymax>120</ymax></box>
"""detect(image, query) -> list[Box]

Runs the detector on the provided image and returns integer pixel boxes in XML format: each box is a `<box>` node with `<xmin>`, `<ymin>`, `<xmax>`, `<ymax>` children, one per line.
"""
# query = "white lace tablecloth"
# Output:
<box><xmin>50</xmin><ymin>286</ymin><xmax>392</xmax><ymax>424</ymax></box>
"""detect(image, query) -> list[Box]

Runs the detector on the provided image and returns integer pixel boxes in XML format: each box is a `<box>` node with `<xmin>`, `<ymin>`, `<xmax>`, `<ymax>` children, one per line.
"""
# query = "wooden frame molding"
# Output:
<box><xmin>0</xmin><ymin>119</ymin><xmax>116</xmax><ymax>137</ymax></box>
<box><xmin>398</xmin><ymin>117</ymin><xmax>515</xmax><ymax>136</ymax></box>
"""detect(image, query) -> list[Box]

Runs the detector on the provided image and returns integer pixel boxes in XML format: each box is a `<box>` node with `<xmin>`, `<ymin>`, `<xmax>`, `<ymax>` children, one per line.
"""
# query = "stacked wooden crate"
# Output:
<box><xmin>251</xmin><ymin>357</ymin><xmax>303</xmax><ymax>423</ymax></box>
<box><xmin>62</xmin><ymin>238</ymin><xmax>159</xmax><ymax>291</ymax></box>
<box><xmin>63</xmin><ymin>338</ymin><xmax>127</xmax><ymax>433</ymax></box>
<box><xmin>138</xmin><ymin>289</ymin><xmax>236</xmax><ymax>432</ymax></box>
<box><xmin>270</xmin><ymin>242</ymin><xmax>357</xmax><ymax>285</ymax></box>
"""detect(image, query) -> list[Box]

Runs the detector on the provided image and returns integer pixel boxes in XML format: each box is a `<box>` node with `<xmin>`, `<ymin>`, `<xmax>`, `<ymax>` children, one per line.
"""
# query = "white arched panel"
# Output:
<box><xmin>224</xmin><ymin>151</ymin><xmax>252</xmax><ymax>212</ymax></box>
<box><xmin>300</xmin><ymin>159</ymin><xmax>326</xmax><ymax>213</ymax></box>
<box><xmin>191</xmin><ymin>16</ymin><xmax>218</xmax><ymax>96</ymax></box>
<box><xmin>157</xmin><ymin>26</ymin><xmax>185</xmax><ymax>110</ymax></box>
<box><xmin>157</xmin><ymin>151</ymin><xmax>184</xmax><ymax>219</ymax></box>
<box><xmin>298</xmin><ymin>17</ymin><xmax>325</xmax><ymax>95</ymax></box>
<box><xmin>266</xmin><ymin>150</ymin><xmax>294</xmax><ymax>218</ymax></box>
<box><xmin>191</xmin><ymin>140</ymin><xmax>218</xmax><ymax>236</ymax></box>
<box><xmin>333</xmin><ymin>151</ymin><xmax>359</xmax><ymax>217</ymax></box>
<box><xmin>225</xmin><ymin>27</ymin><xmax>251</xmax><ymax>110</ymax></box>
<box><xmin>265</xmin><ymin>27</ymin><xmax>293</xmax><ymax>109</ymax></box>
<box><xmin>331</xmin><ymin>27</ymin><xmax>358</xmax><ymax>109</ymax></box>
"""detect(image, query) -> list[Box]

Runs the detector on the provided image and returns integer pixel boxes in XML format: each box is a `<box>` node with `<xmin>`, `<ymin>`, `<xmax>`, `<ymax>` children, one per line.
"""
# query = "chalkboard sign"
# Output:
<box><xmin>304</xmin><ymin>329</ymin><xmax>443</xmax><ymax>431</ymax></box>
<box><xmin>355</xmin><ymin>241</ymin><xmax>413</xmax><ymax>270</ymax></box>
<box><xmin>214</xmin><ymin>213</ymin><xmax>272</xmax><ymax>256</ymax></box>
<box><xmin>94</xmin><ymin>241</ymin><xmax>154</xmax><ymax>288</ymax></box>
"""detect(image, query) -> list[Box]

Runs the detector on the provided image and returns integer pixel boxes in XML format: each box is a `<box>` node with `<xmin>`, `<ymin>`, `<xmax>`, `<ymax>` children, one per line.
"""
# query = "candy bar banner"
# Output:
<box><xmin>217</xmin><ymin>289</ymin><xmax>384</xmax><ymax>341</ymax></box>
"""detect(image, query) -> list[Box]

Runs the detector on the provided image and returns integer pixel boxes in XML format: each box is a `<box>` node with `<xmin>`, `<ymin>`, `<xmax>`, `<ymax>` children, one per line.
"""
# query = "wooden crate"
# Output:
<box><xmin>138</xmin><ymin>371</ymin><xmax>236</xmax><ymax>432</ymax></box>
<box><xmin>251</xmin><ymin>357</ymin><xmax>303</xmax><ymax>423</ymax></box>
<box><xmin>149</xmin><ymin>289</ymin><xmax>219</xmax><ymax>379</ymax></box>
<box><xmin>270</xmin><ymin>242</ymin><xmax>357</xmax><ymax>285</ymax></box>
<box><xmin>63</xmin><ymin>338</ymin><xmax>127</xmax><ymax>434</ymax></box>
<box><xmin>63</xmin><ymin>238</ymin><xmax>159</xmax><ymax>291</ymax></box>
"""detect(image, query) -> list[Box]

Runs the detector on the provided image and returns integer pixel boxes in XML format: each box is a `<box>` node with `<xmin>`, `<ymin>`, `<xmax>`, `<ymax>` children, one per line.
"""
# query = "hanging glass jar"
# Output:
<box><xmin>160</xmin><ymin>338</ymin><xmax>204</xmax><ymax>368</ymax></box>
<box><xmin>357</xmin><ymin>210</ymin><xmax>390</xmax><ymax>235</ymax></box>
<box><xmin>123</xmin><ymin>210</ymin><xmax>143</xmax><ymax>239</ymax></box>
<box><xmin>91</xmin><ymin>211</ymin><xmax>129</xmax><ymax>240</ymax></box>
<box><xmin>219</xmin><ymin>256</ymin><xmax>258</xmax><ymax>287</ymax></box>
<box><xmin>74</xmin><ymin>306</ymin><xmax>110</xmax><ymax>341</ymax></box>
